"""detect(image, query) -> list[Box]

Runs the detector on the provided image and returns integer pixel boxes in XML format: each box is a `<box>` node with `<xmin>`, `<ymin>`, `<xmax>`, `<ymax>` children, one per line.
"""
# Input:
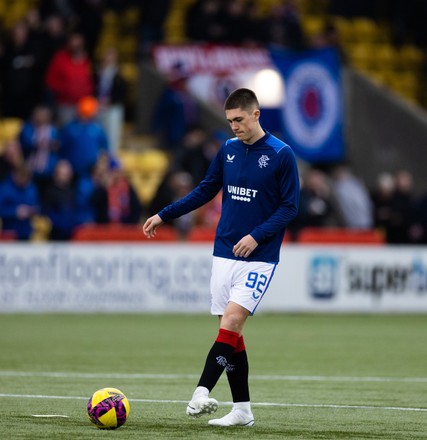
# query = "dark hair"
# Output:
<box><xmin>224</xmin><ymin>88</ymin><xmax>259</xmax><ymax>111</ymax></box>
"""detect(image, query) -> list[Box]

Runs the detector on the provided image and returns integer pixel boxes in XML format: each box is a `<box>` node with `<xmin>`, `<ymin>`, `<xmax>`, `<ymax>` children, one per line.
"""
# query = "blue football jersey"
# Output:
<box><xmin>159</xmin><ymin>131</ymin><xmax>300</xmax><ymax>263</ymax></box>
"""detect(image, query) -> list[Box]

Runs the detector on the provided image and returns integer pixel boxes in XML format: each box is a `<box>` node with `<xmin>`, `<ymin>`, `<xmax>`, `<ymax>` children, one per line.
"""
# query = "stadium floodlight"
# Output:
<box><xmin>244</xmin><ymin>68</ymin><xmax>285</xmax><ymax>108</ymax></box>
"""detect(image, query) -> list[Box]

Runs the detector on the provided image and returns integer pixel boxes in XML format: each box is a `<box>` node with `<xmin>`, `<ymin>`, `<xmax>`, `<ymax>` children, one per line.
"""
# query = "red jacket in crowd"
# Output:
<box><xmin>45</xmin><ymin>49</ymin><xmax>94</xmax><ymax>105</ymax></box>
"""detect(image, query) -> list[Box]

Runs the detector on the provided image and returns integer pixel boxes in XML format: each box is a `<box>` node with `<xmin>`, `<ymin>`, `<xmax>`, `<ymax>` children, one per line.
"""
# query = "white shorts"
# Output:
<box><xmin>210</xmin><ymin>256</ymin><xmax>277</xmax><ymax>316</ymax></box>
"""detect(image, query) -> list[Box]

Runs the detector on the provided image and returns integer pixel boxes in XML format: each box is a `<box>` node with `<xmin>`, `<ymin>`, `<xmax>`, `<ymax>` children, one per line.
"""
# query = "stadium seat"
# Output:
<box><xmin>122</xmin><ymin>6</ymin><xmax>140</xmax><ymax>27</ymax></box>
<box><xmin>297</xmin><ymin>228</ymin><xmax>385</xmax><ymax>245</ymax></box>
<box><xmin>102</xmin><ymin>9</ymin><xmax>119</xmax><ymax>27</ymax></box>
<box><xmin>118</xmin><ymin>149</ymin><xmax>169</xmax><ymax>174</ymax></box>
<box><xmin>31</xmin><ymin>215</ymin><xmax>52</xmax><ymax>241</ymax></box>
<box><xmin>332</xmin><ymin>16</ymin><xmax>353</xmax><ymax>45</ymax></box>
<box><xmin>396</xmin><ymin>44</ymin><xmax>425</xmax><ymax>71</ymax></box>
<box><xmin>351</xmin><ymin>17</ymin><xmax>378</xmax><ymax>43</ymax></box>
<box><xmin>366</xmin><ymin>69</ymin><xmax>391</xmax><ymax>87</ymax></box>
<box><xmin>187</xmin><ymin>226</ymin><xmax>216</xmax><ymax>242</ymax></box>
<box><xmin>129</xmin><ymin>172</ymin><xmax>163</xmax><ymax>205</ymax></box>
<box><xmin>119</xmin><ymin>37</ymin><xmax>138</xmax><ymax>61</ymax></box>
<box><xmin>349</xmin><ymin>43</ymin><xmax>376</xmax><ymax>71</ymax></box>
<box><xmin>138</xmin><ymin>149</ymin><xmax>169</xmax><ymax>174</ymax></box>
<box><xmin>0</xmin><ymin>230</ymin><xmax>17</xmax><ymax>241</ymax></box>
<box><xmin>120</xmin><ymin>62</ymin><xmax>139</xmax><ymax>84</ymax></box>
<box><xmin>371</xmin><ymin>43</ymin><xmax>398</xmax><ymax>71</ymax></box>
<box><xmin>385</xmin><ymin>71</ymin><xmax>420</xmax><ymax>103</ymax></box>
<box><xmin>302</xmin><ymin>15</ymin><xmax>325</xmax><ymax>38</ymax></box>
<box><xmin>0</xmin><ymin>118</ymin><xmax>23</xmax><ymax>146</ymax></box>
<box><xmin>72</xmin><ymin>224</ymin><xmax>178</xmax><ymax>242</ymax></box>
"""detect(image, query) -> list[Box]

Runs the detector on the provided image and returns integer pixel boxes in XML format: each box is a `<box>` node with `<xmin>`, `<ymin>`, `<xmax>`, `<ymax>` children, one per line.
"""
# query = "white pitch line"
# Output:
<box><xmin>1</xmin><ymin>371</ymin><xmax>427</xmax><ymax>383</ymax></box>
<box><xmin>1</xmin><ymin>393</ymin><xmax>426</xmax><ymax>413</ymax></box>
<box><xmin>31</xmin><ymin>415</ymin><xmax>70</xmax><ymax>418</ymax></box>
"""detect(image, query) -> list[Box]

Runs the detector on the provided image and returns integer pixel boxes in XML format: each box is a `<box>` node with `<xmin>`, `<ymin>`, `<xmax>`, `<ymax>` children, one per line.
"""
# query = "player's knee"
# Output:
<box><xmin>221</xmin><ymin>313</ymin><xmax>245</xmax><ymax>334</ymax></box>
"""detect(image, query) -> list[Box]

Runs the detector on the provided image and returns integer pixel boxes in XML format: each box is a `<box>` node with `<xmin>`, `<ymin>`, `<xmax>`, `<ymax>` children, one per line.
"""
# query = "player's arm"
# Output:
<box><xmin>156</xmin><ymin>150</ymin><xmax>224</xmax><ymax>222</ymax></box>
<box><xmin>142</xmin><ymin>214</ymin><xmax>163</xmax><ymax>238</ymax></box>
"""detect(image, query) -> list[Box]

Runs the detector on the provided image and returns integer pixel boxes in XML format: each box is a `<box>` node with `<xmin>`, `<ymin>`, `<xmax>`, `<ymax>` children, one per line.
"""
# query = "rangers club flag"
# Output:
<box><xmin>272</xmin><ymin>47</ymin><xmax>345</xmax><ymax>163</ymax></box>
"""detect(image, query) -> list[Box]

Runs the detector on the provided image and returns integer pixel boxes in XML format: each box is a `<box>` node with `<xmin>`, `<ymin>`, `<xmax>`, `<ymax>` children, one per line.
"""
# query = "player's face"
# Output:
<box><xmin>225</xmin><ymin>107</ymin><xmax>261</xmax><ymax>145</ymax></box>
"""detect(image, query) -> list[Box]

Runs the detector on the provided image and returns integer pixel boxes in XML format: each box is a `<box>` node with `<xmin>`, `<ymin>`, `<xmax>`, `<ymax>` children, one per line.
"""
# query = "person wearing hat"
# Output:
<box><xmin>59</xmin><ymin>95</ymin><xmax>109</xmax><ymax>178</ymax></box>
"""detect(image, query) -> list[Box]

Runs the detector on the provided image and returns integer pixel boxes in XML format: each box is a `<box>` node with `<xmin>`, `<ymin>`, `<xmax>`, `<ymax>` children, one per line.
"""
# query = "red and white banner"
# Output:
<box><xmin>152</xmin><ymin>44</ymin><xmax>280</xmax><ymax>109</ymax></box>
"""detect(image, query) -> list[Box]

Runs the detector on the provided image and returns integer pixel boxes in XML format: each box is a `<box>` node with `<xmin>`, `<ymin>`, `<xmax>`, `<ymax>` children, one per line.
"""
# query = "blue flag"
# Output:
<box><xmin>271</xmin><ymin>47</ymin><xmax>344</xmax><ymax>163</ymax></box>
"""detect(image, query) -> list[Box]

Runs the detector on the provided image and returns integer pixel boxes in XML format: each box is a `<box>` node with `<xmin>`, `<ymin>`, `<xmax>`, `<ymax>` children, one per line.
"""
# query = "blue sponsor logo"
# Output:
<box><xmin>309</xmin><ymin>255</ymin><xmax>338</xmax><ymax>299</ymax></box>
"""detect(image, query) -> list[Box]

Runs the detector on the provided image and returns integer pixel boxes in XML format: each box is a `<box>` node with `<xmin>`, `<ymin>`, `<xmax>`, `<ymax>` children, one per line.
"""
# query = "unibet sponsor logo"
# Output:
<box><xmin>227</xmin><ymin>185</ymin><xmax>258</xmax><ymax>202</ymax></box>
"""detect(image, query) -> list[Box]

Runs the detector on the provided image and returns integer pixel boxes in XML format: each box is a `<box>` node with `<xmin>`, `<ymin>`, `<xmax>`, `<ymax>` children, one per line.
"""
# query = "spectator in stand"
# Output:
<box><xmin>59</xmin><ymin>95</ymin><xmax>109</xmax><ymax>177</ymax></box>
<box><xmin>137</xmin><ymin>0</ymin><xmax>172</xmax><ymax>57</ymax></box>
<box><xmin>149</xmin><ymin>170</ymin><xmax>195</xmax><ymax>239</ymax></box>
<box><xmin>0</xmin><ymin>28</ymin><xmax>5</xmax><ymax>111</ymax></box>
<box><xmin>151</xmin><ymin>64</ymin><xmax>199</xmax><ymax>150</ymax></box>
<box><xmin>0</xmin><ymin>140</ymin><xmax>25</xmax><ymax>182</ymax></box>
<box><xmin>389</xmin><ymin>0</ymin><xmax>427</xmax><ymax>47</ymax></box>
<box><xmin>370</xmin><ymin>172</ymin><xmax>395</xmax><ymax>241</ymax></box>
<box><xmin>192</xmin><ymin>130</ymin><xmax>227</xmax><ymax>229</ymax></box>
<box><xmin>38</xmin><ymin>0</ymin><xmax>75</xmax><ymax>24</ymax></box>
<box><xmin>311</xmin><ymin>20</ymin><xmax>347</xmax><ymax>63</ymax></box>
<box><xmin>0</xmin><ymin>166</ymin><xmax>39</xmax><ymax>240</ymax></box>
<box><xmin>94</xmin><ymin>47</ymin><xmax>127</xmax><ymax>154</ymax></box>
<box><xmin>42</xmin><ymin>159</ymin><xmax>78</xmax><ymax>240</ymax></box>
<box><xmin>1</xmin><ymin>20</ymin><xmax>42</xmax><ymax>119</ymax></box>
<box><xmin>24</xmin><ymin>8</ymin><xmax>46</xmax><ymax>65</ymax></box>
<box><xmin>388</xmin><ymin>169</ymin><xmax>416</xmax><ymax>244</ymax></box>
<box><xmin>221</xmin><ymin>0</ymin><xmax>267</xmax><ymax>46</ymax></box>
<box><xmin>19</xmin><ymin>105</ymin><xmax>60</xmax><ymax>202</ymax></box>
<box><xmin>174</xmin><ymin>125</ymin><xmax>212</xmax><ymax>185</ymax></box>
<box><xmin>329</xmin><ymin>0</ymin><xmax>379</xmax><ymax>20</ymax></box>
<box><xmin>38</xmin><ymin>14</ymin><xmax>68</xmax><ymax>77</ymax></box>
<box><xmin>185</xmin><ymin>0</ymin><xmax>228</xmax><ymax>43</ymax></box>
<box><xmin>331</xmin><ymin>165</ymin><xmax>373</xmax><ymax>229</ymax></box>
<box><xmin>290</xmin><ymin>168</ymin><xmax>338</xmax><ymax>237</ymax></box>
<box><xmin>413</xmin><ymin>189</ymin><xmax>427</xmax><ymax>244</ymax></box>
<box><xmin>72</xmin><ymin>0</ymin><xmax>105</xmax><ymax>59</ymax></box>
<box><xmin>265</xmin><ymin>0</ymin><xmax>307</xmax><ymax>50</ymax></box>
<box><xmin>222</xmin><ymin>0</ymin><xmax>250</xmax><ymax>44</ymax></box>
<box><xmin>240</xmin><ymin>1</ymin><xmax>268</xmax><ymax>46</ymax></box>
<box><xmin>195</xmin><ymin>191</ymin><xmax>223</xmax><ymax>230</ymax></box>
<box><xmin>91</xmin><ymin>158</ymin><xmax>142</xmax><ymax>225</ymax></box>
<box><xmin>74</xmin><ymin>152</ymin><xmax>110</xmax><ymax>226</ymax></box>
<box><xmin>45</xmin><ymin>30</ymin><xmax>94</xmax><ymax>125</ymax></box>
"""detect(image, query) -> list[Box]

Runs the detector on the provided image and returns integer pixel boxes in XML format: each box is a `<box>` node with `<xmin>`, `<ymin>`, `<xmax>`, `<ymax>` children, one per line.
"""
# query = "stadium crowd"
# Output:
<box><xmin>0</xmin><ymin>0</ymin><xmax>427</xmax><ymax>244</ymax></box>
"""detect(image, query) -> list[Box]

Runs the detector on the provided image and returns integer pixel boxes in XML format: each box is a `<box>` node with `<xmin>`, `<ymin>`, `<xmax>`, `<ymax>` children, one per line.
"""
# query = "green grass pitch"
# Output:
<box><xmin>1</xmin><ymin>313</ymin><xmax>426</xmax><ymax>439</ymax></box>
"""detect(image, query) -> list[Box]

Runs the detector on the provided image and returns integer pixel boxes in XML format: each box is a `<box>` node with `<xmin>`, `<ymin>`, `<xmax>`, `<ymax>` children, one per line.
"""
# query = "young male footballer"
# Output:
<box><xmin>143</xmin><ymin>88</ymin><xmax>299</xmax><ymax>427</ymax></box>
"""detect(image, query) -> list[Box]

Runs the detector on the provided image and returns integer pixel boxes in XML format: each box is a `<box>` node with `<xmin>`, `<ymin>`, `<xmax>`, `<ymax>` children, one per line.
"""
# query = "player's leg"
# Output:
<box><xmin>186</xmin><ymin>302</ymin><xmax>249</xmax><ymax>418</ymax></box>
<box><xmin>187</xmin><ymin>257</ymin><xmax>240</xmax><ymax>418</ymax></box>
<box><xmin>208</xmin><ymin>260</ymin><xmax>276</xmax><ymax>427</ymax></box>
<box><xmin>208</xmin><ymin>308</ymin><xmax>254</xmax><ymax>427</ymax></box>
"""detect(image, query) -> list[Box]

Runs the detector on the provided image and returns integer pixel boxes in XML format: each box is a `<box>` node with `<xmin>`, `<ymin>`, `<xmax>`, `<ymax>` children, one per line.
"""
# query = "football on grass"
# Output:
<box><xmin>87</xmin><ymin>387</ymin><xmax>130</xmax><ymax>429</ymax></box>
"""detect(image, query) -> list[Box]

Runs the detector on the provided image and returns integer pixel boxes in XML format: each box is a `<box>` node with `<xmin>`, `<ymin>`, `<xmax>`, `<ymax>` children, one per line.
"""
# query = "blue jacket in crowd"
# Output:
<box><xmin>59</xmin><ymin>119</ymin><xmax>109</xmax><ymax>176</ymax></box>
<box><xmin>0</xmin><ymin>175</ymin><xmax>39</xmax><ymax>239</ymax></box>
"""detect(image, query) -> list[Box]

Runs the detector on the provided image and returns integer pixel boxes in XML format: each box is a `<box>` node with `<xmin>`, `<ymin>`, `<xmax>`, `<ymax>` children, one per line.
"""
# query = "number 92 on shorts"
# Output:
<box><xmin>210</xmin><ymin>256</ymin><xmax>277</xmax><ymax>316</ymax></box>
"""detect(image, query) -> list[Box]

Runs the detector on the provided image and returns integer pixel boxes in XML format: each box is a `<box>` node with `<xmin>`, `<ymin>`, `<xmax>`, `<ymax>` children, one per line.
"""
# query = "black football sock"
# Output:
<box><xmin>197</xmin><ymin>328</ymin><xmax>239</xmax><ymax>392</ymax></box>
<box><xmin>226</xmin><ymin>336</ymin><xmax>250</xmax><ymax>402</ymax></box>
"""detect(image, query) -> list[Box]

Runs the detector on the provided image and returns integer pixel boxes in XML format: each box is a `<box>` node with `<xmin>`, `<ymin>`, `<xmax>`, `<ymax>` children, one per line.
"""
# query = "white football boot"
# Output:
<box><xmin>208</xmin><ymin>409</ymin><xmax>254</xmax><ymax>427</ymax></box>
<box><xmin>186</xmin><ymin>387</ymin><xmax>218</xmax><ymax>418</ymax></box>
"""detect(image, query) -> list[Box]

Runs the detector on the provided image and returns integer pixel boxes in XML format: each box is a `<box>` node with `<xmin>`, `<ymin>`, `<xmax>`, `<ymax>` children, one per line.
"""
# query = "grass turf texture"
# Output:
<box><xmin>0</xmin><ymin>314</ymin><xmax>426</xmax><ymax>439</ymax></box>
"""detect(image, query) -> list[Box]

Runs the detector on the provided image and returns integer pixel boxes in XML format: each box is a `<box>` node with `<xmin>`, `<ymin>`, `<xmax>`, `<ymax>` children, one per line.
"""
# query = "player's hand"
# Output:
<box><xmin>233</xmin><ymin>234</ymin><xmax>258</xmax><ymax>258</ymax></box>
<box><xmin>142</xmin><ymin>214</ymin><xmax>163</xmax><ymax>239</ymax></box>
